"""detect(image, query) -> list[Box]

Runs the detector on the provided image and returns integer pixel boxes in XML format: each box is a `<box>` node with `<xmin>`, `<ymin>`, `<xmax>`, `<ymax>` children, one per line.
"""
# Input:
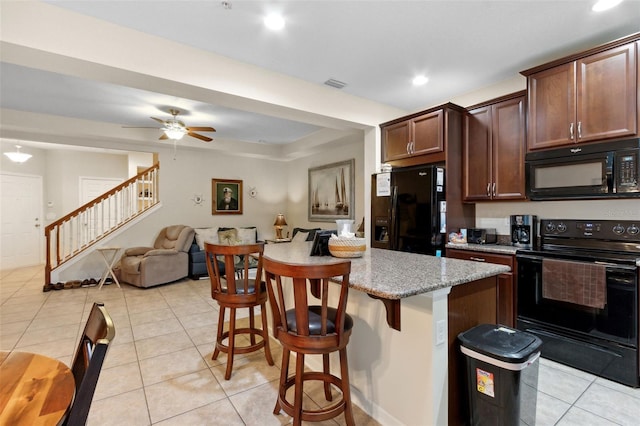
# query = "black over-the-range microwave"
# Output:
<box><xmin>526</xmin><ymin>138</ymin><xmax>640</xmax><ymax>200</ymax></box>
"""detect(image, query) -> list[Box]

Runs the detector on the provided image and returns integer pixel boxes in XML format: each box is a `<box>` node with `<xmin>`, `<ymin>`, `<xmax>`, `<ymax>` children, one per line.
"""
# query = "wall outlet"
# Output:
<box><xmin>436</xmin><ymin>320</ymin><xmax>446</xmax><ymax>345</ymax></box>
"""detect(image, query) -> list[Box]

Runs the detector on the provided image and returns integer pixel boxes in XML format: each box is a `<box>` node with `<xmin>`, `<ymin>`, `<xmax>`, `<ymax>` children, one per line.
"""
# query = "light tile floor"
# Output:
<box><xmin>1</xmin><ymin>265</ymin><xmax>639</xmax><ymax>425</ymax></box>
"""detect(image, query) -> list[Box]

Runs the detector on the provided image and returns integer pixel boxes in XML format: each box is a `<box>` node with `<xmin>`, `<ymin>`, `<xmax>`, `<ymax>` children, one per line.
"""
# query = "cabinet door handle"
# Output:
<box><xmin>569</xmin><ymin>122</ymin><xmax>574</xmax><ymax>140</ymax></box>
<box><xmin>410</xmin><ymin>141</ymin><xmax>415</xmax><ymax>154</ymax></box>
<box><xmin>492</xmin><ymin>182</ymin><xmax>496</xmax><ymax>197</ymax></box>
<box><xmin>470</xmin><ymin>257</ymin><xmax>486</xmax><ymax>262</ymax></box>
<box><xmin>406</xmin><ymin>142</ymin><xmax>411</xmax><ymax>155</ymax></box>
<box><xmin>577</xmin><ymin>121</ymin><xmax>582</xmax><ymax>139</ymax></box>
<box><xmin>486</xmin><ymin>183</ymin><xmax>491</xmax><ymax>197</ymax></box>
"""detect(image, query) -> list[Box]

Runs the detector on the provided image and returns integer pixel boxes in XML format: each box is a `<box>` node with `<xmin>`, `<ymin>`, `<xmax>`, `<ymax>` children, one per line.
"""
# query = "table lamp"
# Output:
<box><xmin>274</xmin><ymin>213</ymin><xmax>288</xmax><ymax>239</ymax></box>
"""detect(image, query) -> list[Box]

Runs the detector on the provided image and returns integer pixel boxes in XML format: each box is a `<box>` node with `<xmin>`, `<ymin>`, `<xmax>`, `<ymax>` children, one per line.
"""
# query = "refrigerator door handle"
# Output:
<box><xmin>390</xmin><ymin>185</ymin><xmax>398</xmax><ymax>250</ymax></box>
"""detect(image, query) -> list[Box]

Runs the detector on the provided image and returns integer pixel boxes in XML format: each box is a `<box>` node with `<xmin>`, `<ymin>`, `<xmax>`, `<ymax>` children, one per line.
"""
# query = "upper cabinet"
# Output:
<box><xmin>379</xmin><ymin>103</ymin><xmax>475</xmax><ymax>234</ymax></box>
<box><xmin>381</xmin><ymin>103</ymin><xmax>464</xmax><ymax>166</ymax></box>
<box><xmin>523</xmin><ymin>34</ymin><xmax>639</xmax><ymax>151</ymax></box>
<box><xmin>463</xmin><ymin>92</ymin><xmax>526</xmax><ymax>201</ymax></box>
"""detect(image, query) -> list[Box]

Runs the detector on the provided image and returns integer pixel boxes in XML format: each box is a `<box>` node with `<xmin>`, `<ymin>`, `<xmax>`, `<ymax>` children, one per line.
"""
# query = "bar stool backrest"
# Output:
<box><xmin>204</xmin><ymin>242</ymin><xmax>265</xmax><ymax>305</ymax></box>
<box><xmin>66</xmin><ymin>302</ymin><xmax>115</xmax><ymax>426</ymax></box>
<box><xmin>263</xmin><ymin>258</ymin><xmax>352</xmax><ymax>351</ymax></box>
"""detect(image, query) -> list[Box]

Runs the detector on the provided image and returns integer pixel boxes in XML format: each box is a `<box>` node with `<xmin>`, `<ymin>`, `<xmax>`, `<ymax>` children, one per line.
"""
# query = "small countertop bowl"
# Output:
<box><xmin>328</xmin><ymin>236</ymin><xmax>366</xmax><ymax>258</ymax></box>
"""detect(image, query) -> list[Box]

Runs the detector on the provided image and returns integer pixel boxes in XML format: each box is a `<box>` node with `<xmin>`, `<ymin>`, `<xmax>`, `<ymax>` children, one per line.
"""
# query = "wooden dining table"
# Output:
<box><xmin>0</xmin><ymin>350</ymin><xmax>75</xmax><ymax>425</ymax></box>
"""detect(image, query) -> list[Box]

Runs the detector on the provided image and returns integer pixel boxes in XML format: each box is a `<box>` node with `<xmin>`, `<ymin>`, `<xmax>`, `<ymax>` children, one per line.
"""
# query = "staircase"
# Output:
<box><xmin>44</xmin><ymin>163</ymin><xmax>160</xmax><ymax>285</ymax></box>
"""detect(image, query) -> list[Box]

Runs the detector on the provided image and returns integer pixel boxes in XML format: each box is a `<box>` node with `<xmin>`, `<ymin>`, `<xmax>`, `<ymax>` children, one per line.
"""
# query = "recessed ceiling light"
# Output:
<box><xmin>264</xmin><ymin>13</ymin><xmax>285</xmax><ymax>30</ymax></box>
<box><xmin>412</xmin><ymin>75</ymin><xmax>429</xmax><ymax>86</ymax></box>
<box><xmin>592</xmin><ymin>0</ymin><xmax>623</xmax><ymax>12</ymax></box>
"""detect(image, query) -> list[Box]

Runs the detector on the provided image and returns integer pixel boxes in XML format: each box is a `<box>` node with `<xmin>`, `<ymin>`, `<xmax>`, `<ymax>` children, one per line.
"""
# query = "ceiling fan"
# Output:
<box><xmin>126</xmin><ymin>109</ymin><xmax>216</xmax><ymax>142</ymax></box>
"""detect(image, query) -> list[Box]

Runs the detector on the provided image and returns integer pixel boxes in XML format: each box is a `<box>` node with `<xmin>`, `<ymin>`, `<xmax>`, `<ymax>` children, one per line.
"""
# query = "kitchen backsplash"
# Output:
<box><xmin>474</xmin><ymin>198</ymin><xmax>640</xmax><ymax>236</ymax></box>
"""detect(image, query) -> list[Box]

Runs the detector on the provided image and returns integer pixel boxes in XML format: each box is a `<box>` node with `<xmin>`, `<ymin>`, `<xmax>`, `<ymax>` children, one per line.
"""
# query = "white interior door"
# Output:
<box><xmin>0</xmin><ymin>173</ymin><xmax>43</xmax><ymax>269</ymax></box>
<box><xmin>80</xmin><ymin>177</ymin><xmax>123</xmax><ymax>240</ymax></box>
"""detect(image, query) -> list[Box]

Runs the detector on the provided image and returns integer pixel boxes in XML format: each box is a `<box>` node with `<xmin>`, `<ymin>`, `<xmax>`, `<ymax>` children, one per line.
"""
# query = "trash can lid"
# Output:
<box><xmin>458</xmin><ymin>324</ymin><xmax>542</xmax><ymax>363</ymax></box>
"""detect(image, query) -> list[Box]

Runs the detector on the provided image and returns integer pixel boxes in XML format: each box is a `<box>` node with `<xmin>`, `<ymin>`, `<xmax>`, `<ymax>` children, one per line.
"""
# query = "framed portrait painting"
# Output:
<box><xmin>308</xmin><ymin>159</ymin><xmax>355</xmax><ymax>222</ymax></box>
<box><xmin>212</xmin><ymin>178</ymin><xmax>243</xmax><ymax>215</ymax></box>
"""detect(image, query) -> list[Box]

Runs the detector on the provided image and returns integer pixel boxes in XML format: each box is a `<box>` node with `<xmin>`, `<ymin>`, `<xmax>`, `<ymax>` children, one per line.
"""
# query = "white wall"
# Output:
<box><xmin>44</xmin><ymin>150</ymin><xmax>129</xmax><ymax>223</ymax></box>
<box><xmin>285</xmin><ymin>133</ymin><xmax>365</xmax><ymax>233</ymax></box>
<box><xmin>55</xmin><ymin>143</ymin><xmax>290</xmax><ymax>281</ymax></box>
<box><xmin>52</xmin><ymin>133</ymin><xmax>367</xmax><ymax>281</ymax></box>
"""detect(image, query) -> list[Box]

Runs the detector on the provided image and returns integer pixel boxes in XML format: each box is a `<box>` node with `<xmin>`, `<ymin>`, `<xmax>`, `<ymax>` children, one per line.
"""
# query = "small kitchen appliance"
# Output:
<box><xmin>467</xmin><ymin>228</ymin><xmax>497</xmax><ymax>244</ymax></box>
<box><xmin>510</xmin><ymin>215</ymin><xmax>537</xmax><ymax>248</ymax></box>
<box><xmin>525</xmin><ymin>138</ymin><xmax>640</xmax><ymax>200</ymax></box>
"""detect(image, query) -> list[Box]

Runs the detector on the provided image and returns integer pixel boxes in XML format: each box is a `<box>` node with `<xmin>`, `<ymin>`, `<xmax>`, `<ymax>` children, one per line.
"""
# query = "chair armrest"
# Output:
<box><xmin>144</xmin><ymin>248</ymin><xmax>179</xmax><ymax>257</ymax></box>
<box><xmin>125</xmin><ymin>246</ymin><xmax>152</xmax><ymax>256</ymax></box>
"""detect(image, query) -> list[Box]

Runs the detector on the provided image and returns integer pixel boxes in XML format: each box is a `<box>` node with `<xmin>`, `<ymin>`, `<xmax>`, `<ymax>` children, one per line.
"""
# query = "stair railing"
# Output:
<box><xmin>44</xmin><ymin>163</ymin><xmax>160</xmax><ymax>285</ymax></box>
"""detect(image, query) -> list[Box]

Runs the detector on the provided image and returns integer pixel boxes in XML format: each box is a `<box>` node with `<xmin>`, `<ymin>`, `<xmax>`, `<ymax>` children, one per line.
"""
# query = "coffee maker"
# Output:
<box><xmin>510</xmin><ymin>215</ymin><xmax>537</xmax><ymax>248</ymax></box>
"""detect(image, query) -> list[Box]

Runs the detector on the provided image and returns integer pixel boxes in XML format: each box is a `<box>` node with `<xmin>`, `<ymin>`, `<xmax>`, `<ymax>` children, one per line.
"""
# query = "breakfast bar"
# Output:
<box><xmin>263</xmin><ymin>242</ymin><xmax>510</xmax><ymax>425</ymax></box>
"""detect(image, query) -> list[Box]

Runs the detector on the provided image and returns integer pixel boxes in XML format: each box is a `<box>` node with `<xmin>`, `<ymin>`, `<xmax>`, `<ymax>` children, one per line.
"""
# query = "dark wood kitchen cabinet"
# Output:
<box><xmin>381</xmin><ymin>103</ymin><xmax>465</xmax><ymax>166</ymax></box>
<box><xmin>382</xmin><ymin>110</ymin><xmax>443</xmax><ymax>162</ymax></box>
<box><xmin>446</xmin><ymin>248</ymin><xmax>516</xmax><ymax>327</ymax></box>
<box><xmin>463</xmin><ymin>91</ymin><xmax>526</xmax><ymax>201</ymax></box>
<box><xmin>523</xmin><ymin>35</ymin><xmax>638</xmax><ymax>151</ymax></box>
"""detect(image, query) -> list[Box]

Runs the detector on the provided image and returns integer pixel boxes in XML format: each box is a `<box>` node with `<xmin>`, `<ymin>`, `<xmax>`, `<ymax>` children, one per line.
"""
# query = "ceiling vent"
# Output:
<box><xmin>324</xmin><ymin>78</ymin><xmax>347</xmax><ymax>89</ymax></box>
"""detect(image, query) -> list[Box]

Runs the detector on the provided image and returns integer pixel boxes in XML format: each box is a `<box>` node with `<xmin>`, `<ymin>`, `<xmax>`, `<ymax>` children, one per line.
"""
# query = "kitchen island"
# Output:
<box><xmin>263</xmin><ymin>242</ymin><xmax>510</xmax><ymax>426</ymax></box>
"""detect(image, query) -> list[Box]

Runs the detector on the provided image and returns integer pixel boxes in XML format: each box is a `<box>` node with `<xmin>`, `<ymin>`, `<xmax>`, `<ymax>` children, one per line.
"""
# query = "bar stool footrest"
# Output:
<box><xmin>278</xmin><ymin>372</ymin><xmax>347</xmax><ymax>423</ymax></box>
<box><xmin>214</xmin><ymin>328</ymin><xmax>270</xmax><ymax>356</ymax></box>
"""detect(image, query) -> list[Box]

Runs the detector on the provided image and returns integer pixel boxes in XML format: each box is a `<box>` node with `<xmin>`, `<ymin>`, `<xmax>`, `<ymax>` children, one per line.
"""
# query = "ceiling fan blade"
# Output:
<box><xmin>150</xmin><ymin>117</ymin><xmax>166</xmax><ymax>124</ymax></box>
<box><xmin>122</xmin><ymin>126</ymin><xmax>161</xmax><ymax>129</ymax></box>
<box><xmin>186</xmin><ymin>126</ymin><xmax>216</xmax><ymax>132</ymax></box>
<box><xmin>159</xmin><ymin>133</ymin><xmax>168</xmax><ymax>140</ymax></box>
<box><xmin>187</xmin><ymin>132</ymin><xmax>213</xmax><ymax>142</ymax></box>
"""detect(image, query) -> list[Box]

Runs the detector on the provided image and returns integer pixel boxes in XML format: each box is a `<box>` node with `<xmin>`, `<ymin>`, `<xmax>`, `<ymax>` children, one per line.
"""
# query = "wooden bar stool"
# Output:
<box><xmin>205</xmin><ymin>242</ymin><xmax>274</xmax><ymax>380</ymax></box>
<box><xmin>263</xmin><ymin>257</ymin><xmax>355</xmax><ymax>426</ymax></box>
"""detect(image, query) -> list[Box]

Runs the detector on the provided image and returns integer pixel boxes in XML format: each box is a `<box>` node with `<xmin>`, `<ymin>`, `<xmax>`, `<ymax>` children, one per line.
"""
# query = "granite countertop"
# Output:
<box><xmin>263</xmin><ymin>242</ymin><xmax>511</xmax><ymax>300</ymax></box>
<box><xmin>445</xmin><ymin>243</ymin><xmax>519</xmax><ymax>255</ymax></box>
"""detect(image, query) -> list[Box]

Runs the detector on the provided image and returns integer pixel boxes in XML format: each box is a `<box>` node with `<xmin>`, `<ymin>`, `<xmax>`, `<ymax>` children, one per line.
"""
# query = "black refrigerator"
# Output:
<box><xmin>371</xmin><ymin>164</ymin><xmax>446</xmax><ymax>256</ymax></box>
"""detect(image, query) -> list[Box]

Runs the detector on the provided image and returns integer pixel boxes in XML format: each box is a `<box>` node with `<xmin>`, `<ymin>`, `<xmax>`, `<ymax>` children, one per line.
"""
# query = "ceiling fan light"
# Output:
<box><xmin>4</xmin><ymin>145</ymin><xmax>32</xmax><ymax>163</ymax></box>
<box><xmin>164</xmin><ymin>127</ymin><xmax>187</xmax><ymax>140</ymax></box>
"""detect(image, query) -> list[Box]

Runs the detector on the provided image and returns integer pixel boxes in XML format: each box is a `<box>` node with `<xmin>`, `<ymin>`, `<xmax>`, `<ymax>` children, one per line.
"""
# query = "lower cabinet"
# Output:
<box><xmin>447</xmin><ymin>275</ymin><xmax>498</xmax><ymax>426</ymax></box>
<box><xmin>446</xmin><ymin>248</ymin><xmax>516</xmax><ymax>327</ymax></box>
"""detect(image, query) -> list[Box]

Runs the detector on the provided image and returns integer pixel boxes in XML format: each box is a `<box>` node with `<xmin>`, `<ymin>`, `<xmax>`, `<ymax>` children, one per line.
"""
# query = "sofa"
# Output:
<box><xmin>189</xmin><ymin>226</ymin><xmax>258</xmax><ymax>279</ymax></box>
<box><xmin>290</xmin><ymin>227</ymin><xmax>321</xmax><ymax>242</ymax></box>
<box><xmin>120</xmin><ymin>225</ymin><xmax>195</xmax><ymax>288</ymax></box>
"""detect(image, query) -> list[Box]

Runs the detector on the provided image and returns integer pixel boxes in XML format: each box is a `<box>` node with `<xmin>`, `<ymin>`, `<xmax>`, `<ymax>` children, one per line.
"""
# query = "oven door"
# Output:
<box><xmin>517</xmin><ymin>254</ymin><xmax>637</xmax><ymax>346</ymax></box>
<box><xmin>517</xmin><ymin>253</ymin><xmax>639</xmax><ymax>386</ymax></box>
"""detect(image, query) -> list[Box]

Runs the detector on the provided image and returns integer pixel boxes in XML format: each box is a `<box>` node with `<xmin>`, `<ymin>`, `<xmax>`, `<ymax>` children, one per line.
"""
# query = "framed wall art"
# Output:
<box><xmin>308</xmin><ymin>159</ymin><xmax>355</xmax><ymax>222</ymax></box>
<box><xmin>212</xmin><ymin>178</ymin><xmax>243</xmax><ymax>215</ymax></box>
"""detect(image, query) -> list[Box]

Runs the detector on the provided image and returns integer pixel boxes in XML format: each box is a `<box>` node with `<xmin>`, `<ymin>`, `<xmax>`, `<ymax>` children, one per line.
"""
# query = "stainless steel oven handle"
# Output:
<box><xmin>517</xmin><ymin>255</ymin><xmax>637</xmax><ymax>272</ymax></box>
<box><xmin>594</xmin><ymin>261</ymin><xmax>638</xmax><ymax>272</ymax></box>
<box><xmin>515</xmin><ymin>253</ymin><xmax>544</xmax><ymax>262</ymax></box>
<box><xmin>608</xmin><ymin>276</ymin><xmax>636</xmax><ymax>286</ymax></box>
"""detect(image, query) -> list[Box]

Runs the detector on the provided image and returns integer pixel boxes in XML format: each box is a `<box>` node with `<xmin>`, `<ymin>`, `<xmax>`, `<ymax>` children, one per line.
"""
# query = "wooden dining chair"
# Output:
<box><xmin>262</xmin><ymin>257</ymin><xmax>355</xmax><ymax>426</ymax></box>
<box><xmin>65</xmin><ymin>302</ymin><xmax>115</xmax><ymax>426</ymax></box>
<box><xmin>204</xmin><ymin>242</ymin><xmax>274</xmax><ymax>380</ymax></box>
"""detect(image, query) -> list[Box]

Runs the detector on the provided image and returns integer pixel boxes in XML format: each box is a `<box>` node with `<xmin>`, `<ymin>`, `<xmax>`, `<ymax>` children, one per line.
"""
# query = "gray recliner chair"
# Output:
<box><xmin>119</xmin><ymin>225</ymin><xmax>195</xmax><ymax>288</ymax></box>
